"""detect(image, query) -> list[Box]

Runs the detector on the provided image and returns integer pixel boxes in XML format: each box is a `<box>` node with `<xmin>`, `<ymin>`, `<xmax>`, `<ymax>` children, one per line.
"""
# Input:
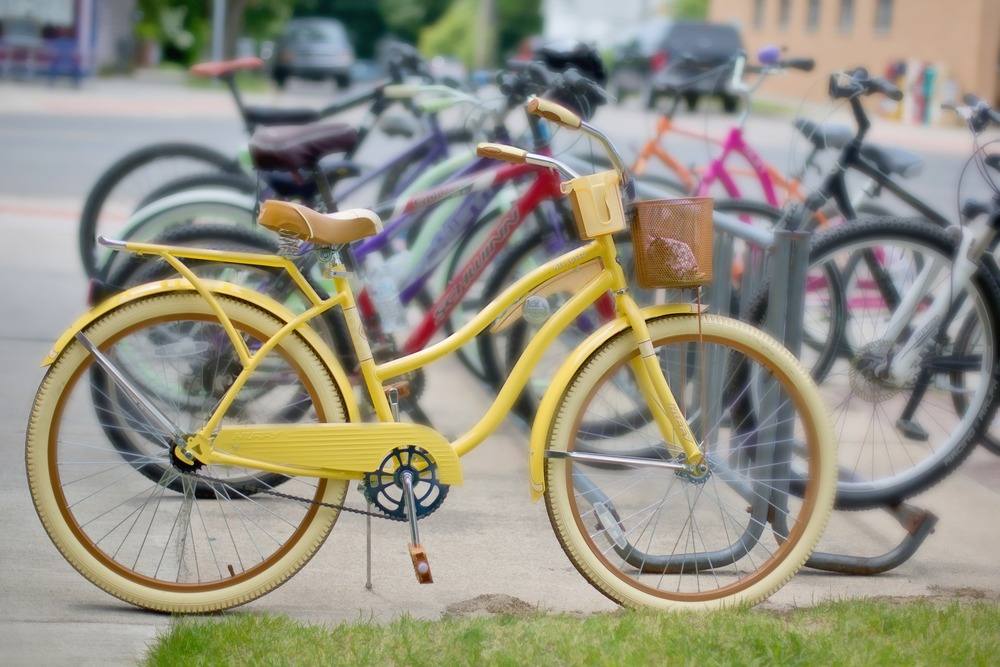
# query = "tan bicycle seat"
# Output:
<box><xmin>258</xmin><ymin>200</ymin><xmax>382</xmax><ymax>245</ymax></box>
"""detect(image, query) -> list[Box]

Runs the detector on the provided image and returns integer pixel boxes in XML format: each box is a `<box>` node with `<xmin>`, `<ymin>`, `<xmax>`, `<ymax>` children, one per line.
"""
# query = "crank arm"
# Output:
<box><xmin>400</xmin><ymin>470</ymin><xmax>433</xmax><ymax>584</ymax></box>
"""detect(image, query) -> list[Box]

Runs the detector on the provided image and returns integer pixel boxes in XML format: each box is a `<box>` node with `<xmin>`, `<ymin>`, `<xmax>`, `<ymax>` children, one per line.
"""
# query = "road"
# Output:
<box><xmin>0</xmin><ymin>77</ymin><xmax>998</xmax><ymax>666</ymax></box>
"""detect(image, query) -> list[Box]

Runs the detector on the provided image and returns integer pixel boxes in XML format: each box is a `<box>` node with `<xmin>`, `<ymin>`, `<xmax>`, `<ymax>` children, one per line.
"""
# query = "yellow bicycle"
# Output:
<box><xmin>26</xmin><ymin>98</ymin><xmax>835</xmax><ymax>612</ymax></box>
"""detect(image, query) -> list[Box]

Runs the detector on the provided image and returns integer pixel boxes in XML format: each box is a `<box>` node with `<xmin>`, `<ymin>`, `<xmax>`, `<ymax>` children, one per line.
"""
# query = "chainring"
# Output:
<box><xmin>362</xmin><ymin>446</ymin><xmax>448</xmax><ymax>520</ymax></box>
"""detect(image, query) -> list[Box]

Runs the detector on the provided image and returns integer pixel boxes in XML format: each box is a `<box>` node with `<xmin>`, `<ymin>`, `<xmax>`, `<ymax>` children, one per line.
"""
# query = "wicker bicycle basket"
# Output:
<box><xmin>631</xmin><ymin>197</ymin><xmax>714</xmax><ymax>289</ymax></box>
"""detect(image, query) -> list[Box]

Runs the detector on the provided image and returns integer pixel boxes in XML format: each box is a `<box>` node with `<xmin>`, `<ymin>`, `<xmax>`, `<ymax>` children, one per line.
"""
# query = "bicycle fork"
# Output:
<box><xmin>617</xmin><ymin>291</ymin><xmax>705</xmax><ymax>468</ymax></box>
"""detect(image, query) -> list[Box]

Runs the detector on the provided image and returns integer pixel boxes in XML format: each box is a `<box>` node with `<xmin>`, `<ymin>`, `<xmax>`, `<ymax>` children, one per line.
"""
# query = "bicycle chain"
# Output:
<box><xmin>189</xmin><ymin>470</ymin><xmax>406</xmax><ymax>522</ymax></box>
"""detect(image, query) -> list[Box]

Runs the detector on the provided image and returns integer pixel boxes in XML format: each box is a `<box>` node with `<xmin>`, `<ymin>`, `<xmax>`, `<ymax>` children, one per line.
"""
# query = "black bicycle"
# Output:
<box><xmin>748</xmin><ymin>70</ymin><xmax>1000</xmax><ymax>508</ymax></box>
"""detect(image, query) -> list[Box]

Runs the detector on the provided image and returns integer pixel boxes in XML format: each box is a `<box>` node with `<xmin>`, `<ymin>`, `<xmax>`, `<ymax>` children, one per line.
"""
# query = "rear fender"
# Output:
<box><xmin>42</xmin><ymin>278</ymin><xmax>360</xmax><ymax>422</ymax></box>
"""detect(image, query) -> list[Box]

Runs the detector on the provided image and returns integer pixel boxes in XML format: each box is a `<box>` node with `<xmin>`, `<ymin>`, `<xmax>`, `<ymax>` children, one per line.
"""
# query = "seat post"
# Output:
<box><xmin>313</xmin><ymin>169</ymin><xmax>337</xmax><ymax>212</ymax></box>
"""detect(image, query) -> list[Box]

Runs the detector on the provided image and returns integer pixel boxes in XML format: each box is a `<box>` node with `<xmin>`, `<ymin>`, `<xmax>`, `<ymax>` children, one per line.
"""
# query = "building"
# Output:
<box><xmin>709</xmin><ymin>0</ymin><xmax>1000</xmax><ymax>113</ymax></box>
<box><xmin>0</xmin><ymin>0</ymin><xmax>136</xmax><ymax>80</ymax></box>
<box><xmin>543</xmin><ymin>0</ymin><xmax>671</xmax><ymax>49</ymax></box>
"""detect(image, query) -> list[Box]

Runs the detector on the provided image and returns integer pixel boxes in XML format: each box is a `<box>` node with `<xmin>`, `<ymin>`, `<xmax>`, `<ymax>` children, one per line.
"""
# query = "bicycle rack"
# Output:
<box><xmin>708</xmin><ymin>210</ymin><xmax>937</xmax><ymax>576</ymax></box>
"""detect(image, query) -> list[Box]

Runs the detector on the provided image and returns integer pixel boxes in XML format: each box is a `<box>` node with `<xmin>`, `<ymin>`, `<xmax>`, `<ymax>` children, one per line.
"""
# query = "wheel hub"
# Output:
<box><xmin>675</xmin><ymin>461</ymin><xmax>711</xmax><ymax>485</ymax></box>
<box><xmin>169</xmin><ymin>441</ymin><xmax>204</xmax><ymax>473</ymax></box>
<box><xmin>850</xmin><ymin>340</ymin><xmax>909</xmax><ymax>401</ymax></box>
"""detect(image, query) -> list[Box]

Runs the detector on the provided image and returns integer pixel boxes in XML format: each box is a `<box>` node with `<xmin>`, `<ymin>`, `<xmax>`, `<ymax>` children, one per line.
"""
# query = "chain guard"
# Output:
<box><xmin>363</xmin><ymin>446</ymin><xmax>448</xmax><ymax>520</ymax></box>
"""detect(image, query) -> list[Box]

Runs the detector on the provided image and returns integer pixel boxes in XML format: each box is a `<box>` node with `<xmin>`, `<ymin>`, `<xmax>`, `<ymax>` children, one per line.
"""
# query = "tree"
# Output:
<box><xmin>377</xmin><ymin>0</ymin><xmax>451</xmax><ymax>43</ymax></box>
<box><xmin>294</xmin><ymin>0</ymin><xmax>388</xmax><ymax>58</ymax></box>
<box><xmin>135</xmin><ymin>0</ymin><xmax>289</xmax><ymax>64</ymax></box>
<box><xmin>673</xmin><ymin>0</ymin><xmax>709</xmax><ymax>20</ymax></box>
<box><xmin>221</xmin><ymin>0</ymin><xmax>289</xmax><ymax>59</ymax></box>
<box><xmin>417</xmin><ymin>0</ymin><xmax>540</xmax><ymax>68</ymax></box>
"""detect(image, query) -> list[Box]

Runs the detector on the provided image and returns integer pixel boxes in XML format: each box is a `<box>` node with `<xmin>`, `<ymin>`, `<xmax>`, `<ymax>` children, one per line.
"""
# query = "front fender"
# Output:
<box><xmin>528</xmin><ymin>303</ymin><xmax>700</xmax><ymax>500</ymax></box>
<box><xmin>42</xmin><ymin>278</ymin><xmax>360</xmax><ymax>422</ymax></box>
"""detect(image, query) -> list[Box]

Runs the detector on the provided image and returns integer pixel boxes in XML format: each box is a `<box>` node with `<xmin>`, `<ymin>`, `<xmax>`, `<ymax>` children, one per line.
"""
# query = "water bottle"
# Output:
<box><xmin>366</xmin><ymin>250</ymin><xmax>411</xmax><ymax>334</ymax></box>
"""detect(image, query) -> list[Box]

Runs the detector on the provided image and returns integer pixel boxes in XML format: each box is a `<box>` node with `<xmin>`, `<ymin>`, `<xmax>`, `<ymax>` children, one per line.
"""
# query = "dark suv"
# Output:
<box><xmin>611</xmin><ymin>20</ymin><xmax>743</xmax><ymax>112</ymax></box>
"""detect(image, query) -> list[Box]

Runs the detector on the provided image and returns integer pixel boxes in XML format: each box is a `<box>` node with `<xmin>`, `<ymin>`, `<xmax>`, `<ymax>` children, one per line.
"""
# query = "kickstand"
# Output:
<box><xmin>365</xmin><ymin>498</ymin><xmax>374</xmax><ymax>591</ymax></box>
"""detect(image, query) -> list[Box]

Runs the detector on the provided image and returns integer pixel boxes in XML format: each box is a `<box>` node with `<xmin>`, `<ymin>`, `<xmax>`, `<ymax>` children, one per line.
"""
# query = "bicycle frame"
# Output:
<box><xmin>334</xmin><ymin>114</ymin><xmax>453</xmax><ymax>204</ymax></box>
<box><xmin>631</xmin><ymin>107</ymin><xmax>810</xmax><ymax>209</ymax></box>
<box><xmin>346</xmin><ymin>142</ymin><xmax>606</xmax><ymax>358</ymax></box>
<box><xmin>103</xmin><ymin>234</ymin><xmax>702</xmax><ymax>486</ymax></box>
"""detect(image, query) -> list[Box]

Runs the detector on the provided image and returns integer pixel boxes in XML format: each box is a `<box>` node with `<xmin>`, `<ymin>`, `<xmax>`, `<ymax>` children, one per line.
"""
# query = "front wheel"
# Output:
<box><xmin>26</xmin><ymin>292</ymin><xmax>351</xmax><ymax>612</ymax></box>
<box><xmin>544</xmin><ymin>314</ymin><xmax>836</xmax><ymax>609</ymax></box>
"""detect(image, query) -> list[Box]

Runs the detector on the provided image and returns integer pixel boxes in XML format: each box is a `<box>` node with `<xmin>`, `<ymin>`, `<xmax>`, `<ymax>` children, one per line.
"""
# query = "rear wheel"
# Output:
<box><xmin>136</xmin><ymin>171</ymin><xmax>256</xmax><ymax>210</ymax></box>
<box><xmin>79</xmin><ymin>142</ymin><xmax>242</xmax><ymax>277</ymax></box>
<box><xmin>544</xmin><ymin>314</ymin><xmax>835</xmax><ymax>609</ymax></box>
<box><xmin>26</xmin><ymin>292</ymin><xmax>350</xmax><ymax>612</ymax></box>
<box><xmin>749</xmin><ymin>218</ymin><xmax>1000</xmax><ymax>507</ymax></box>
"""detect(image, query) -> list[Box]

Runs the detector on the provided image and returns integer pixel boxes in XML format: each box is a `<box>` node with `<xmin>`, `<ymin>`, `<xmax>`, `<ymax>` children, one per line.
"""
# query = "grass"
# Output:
<box><xmin>146</xmin><ymin>598</ymin><xmax>1000</xmax><ymax>666</ymax></box>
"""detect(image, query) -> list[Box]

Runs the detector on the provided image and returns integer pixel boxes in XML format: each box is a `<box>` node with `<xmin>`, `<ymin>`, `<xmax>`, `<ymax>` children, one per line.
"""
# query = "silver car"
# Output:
<box><xmin>272</xmin><ymin>18</ymin><xmax>355</xmax><ymax>89</ymax></box>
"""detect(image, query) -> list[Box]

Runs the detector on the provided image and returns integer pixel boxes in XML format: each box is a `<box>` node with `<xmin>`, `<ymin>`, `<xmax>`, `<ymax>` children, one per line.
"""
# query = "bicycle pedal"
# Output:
<box><xmin>408</xmin><ymin>544</ymin><xmax>433</xmax><ymax>584</ymax></box>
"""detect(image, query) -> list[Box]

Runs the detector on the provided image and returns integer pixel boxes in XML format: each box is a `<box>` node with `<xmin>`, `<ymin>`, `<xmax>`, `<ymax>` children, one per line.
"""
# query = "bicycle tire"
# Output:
<box><xmin>79</xmin><ymin>142</ymin><xmax>242</xmax><ymax>277</ymax></box>
<box><xmin>748</xmin><ymin>217</ymin><xmax>1000</xmax><ymax>509</ymax></box>
<box><xmin>951</xmin><ymin>305</ymin><xmax>1000</xmax><ymax>456</ymax></box>
<box><xmin>544</xmin><ymin>313</ymin><xmax>836</xmax><ymax>609</ymax></box>
<box><xmin>136</xmin><ymin>171</ymin><xmax>256</xmax><ymax>211</ymax></box>
<box><xmin>27</xmin><ymin>291</ymin><xmax>351</xmax><ymax>612</ymax></box>
<box><xmin>635</xmin><ymin>171</ymin><xmax>689</xmax><ymax>197</ymax></box>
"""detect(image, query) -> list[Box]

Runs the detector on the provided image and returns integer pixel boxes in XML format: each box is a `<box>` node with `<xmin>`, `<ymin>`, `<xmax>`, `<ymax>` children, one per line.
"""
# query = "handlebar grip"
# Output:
<box><xmin>476</xmin><ymin>142</ymin><xmax>527</xmax><ymax>164</ymax></box>
<box><xmin>963</xmin><ymin>93</ymin><xmax>984</xmax><ymax>108</ymax></box>
<box><xmin>526</xmin><ymin>97</ymin><xmax>582</xmax><ymax>129</ymax></box>
<box><xmin>870</xmin><ymin>77</ymin><xmax>903</xmax><ymax>101</ymax></box>
<box><xmin>757</xmin><ymin>45</ymin><xmax>781</xmax><ymax>66</ymax></box>
<box><xmin>782</xmin><ymin>57</ymin><xmax>815</xmax><ymax>72</ymax></box>
<box><xmin>383</xmin><ymin>84</ymin><xmax>419</xmax><ymax>99</ymax></box>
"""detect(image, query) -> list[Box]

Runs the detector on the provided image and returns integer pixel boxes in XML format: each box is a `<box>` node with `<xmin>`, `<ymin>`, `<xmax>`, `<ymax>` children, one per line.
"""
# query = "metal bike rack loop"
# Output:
<box><xmin>708</xmin><ymin>210</ymin><xmax>937</xmax><ymax>575</ymax></box>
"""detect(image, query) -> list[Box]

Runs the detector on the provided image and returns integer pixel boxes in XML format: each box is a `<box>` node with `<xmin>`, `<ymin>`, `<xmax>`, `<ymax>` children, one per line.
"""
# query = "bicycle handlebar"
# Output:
<box><xmin>526</xmin><ymin>97</ymin><xmax>582</xmax><ymax>129</ymax></box>
<box><xmin>521</xmin><ymin>96</ymin><xmax>632</xmax><ymax>196</ymax></box>
<box><xmin>781</xmin><ymin>57</ymin><xmax>815</xmax><ymax>72</ymax></box>
<box><xmin>947</xmin><ymin>94</ymin><xmax>1000</xmax><ymax>133</ymax></box>
<box><xmin>476</xmin><ymin>143</ymin><xmax>527</xmax><ymax>164</ymax></box>
<box><xmin>829</xmin><ymin>68</ymin><xmax>903</xmax><ymax>101</ymax></box>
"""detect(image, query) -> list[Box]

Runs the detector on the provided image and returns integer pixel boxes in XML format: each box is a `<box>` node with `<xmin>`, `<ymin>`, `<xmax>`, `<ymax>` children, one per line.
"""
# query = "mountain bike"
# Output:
<box><xmin>26</xmin><ymin>96</ymin><xmax>835</xmax><ymax>612</ymax></box>
<box><xmin>748</xmin><ymin>73</ymin><xmax>1000</xmax><ymax>508</ymax></box>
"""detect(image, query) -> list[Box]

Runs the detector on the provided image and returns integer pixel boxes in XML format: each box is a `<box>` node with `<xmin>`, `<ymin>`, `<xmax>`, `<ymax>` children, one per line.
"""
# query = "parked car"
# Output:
<box><xmin>648</xmin><ymin>21</ymin><xmax>743</xmax><ymax>113</ymax></box>
<box><xmin>271</xmin><ymin>18</ymin><xmax>354</xmax><ymax>89</ymax></box>
<box><xmin>606</xmin><ymin>18</ymin><xmax>672</xmax><ymax>103</ymax></box>
<box><xmin>609</xmin><ymin>20</ymin><xmax>743</xmax><ymax>113</ymax></box>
